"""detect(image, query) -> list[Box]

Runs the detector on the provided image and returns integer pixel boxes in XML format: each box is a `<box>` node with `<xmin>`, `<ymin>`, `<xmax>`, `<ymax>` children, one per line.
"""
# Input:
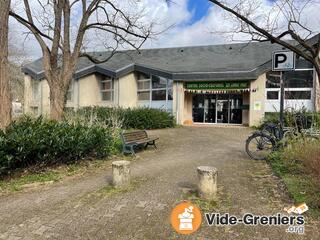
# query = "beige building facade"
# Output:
<box><xmin>23</xmin><ymin>42</ymin><xmax>318</xmax><ymax>127</ymax></box>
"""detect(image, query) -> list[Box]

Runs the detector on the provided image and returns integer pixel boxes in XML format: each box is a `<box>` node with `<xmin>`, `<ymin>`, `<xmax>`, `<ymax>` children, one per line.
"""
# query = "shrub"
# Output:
<box><xmin>268</xmin><ymin>139</ymin><xmax>320</xmax><ymax>214</ymax></box>
<box><xmin>66</xmin><ymin>107</ymin><xmax>175</xmax><ymax>130</ymax></box>
<box><xmin>122</xmin><ymin>108</ymin><xmax>175</xmax><ymax>129</ymax></box>
<box><xmin>260</xmin><ymin>110</ymin><xmax>320</xmax><ymax>129</ymax></box>
<box><xmin>0</xmin><ymin>116</ymin><xmax>111</xmax><ymax>175</ymax></box>
<box><xmin>282</xmin><ymin>139</ymin><xmax>320</xmax><ymax>183</ymax></box>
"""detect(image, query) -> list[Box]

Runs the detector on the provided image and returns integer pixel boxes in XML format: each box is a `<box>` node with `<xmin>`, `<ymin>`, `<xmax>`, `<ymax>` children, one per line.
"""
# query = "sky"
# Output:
<box><xmin>187</xmin><ymin>0</ymin><xmax>211</xmax><ymax>25</ymax></box>
<box><xmin>8</xmin><ymin>0</ymin><xmax>320</xmax><ymax>60</ymax></box>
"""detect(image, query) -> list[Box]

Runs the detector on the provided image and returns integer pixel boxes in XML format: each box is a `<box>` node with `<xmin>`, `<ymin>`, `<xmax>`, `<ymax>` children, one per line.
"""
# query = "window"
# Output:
<box><xmin>152</xmin><ymin>75</ymin><xmax>167</xmax><ymax>89</ymax></box>
<box><xmin>137</xmin><ymin>72</ymin><xmax>151</xmax><ymax>101</ymax></box>
<box><xmin>137</xmin><ymin>72</ymin><xmax>173</xmax><ymax>111</ymax></box>
<box><xmin>31</xmin><ymin>79</ymin><xmax>40</xmax><ymax>102</ymax></box>
<box><xmin>283</xmin><ymin>71</ymin><xmax>313</xmax><ymax>88</ymax></box>
<box><xmin>266</xmin><ymin>70</ymin><xmax>313</xmax><ymax>88</ymax></box>
<box><xmin>285</xmin><ymin>91</ymin><xmax>311</xmax><ymax>100</ymax></box>
<box><xmin>100</xmin><ymin>78</ymin><xmax>113</xmax><ymax>101</ymax></box>
<box><xmin>295</xmin><ymin>58</ymin><xmax>314</xmax><ymax>69</ymax></box>
<box><xmin>150</xmin><ymin>76</ymin><xmax>168</xmax><ymax>101</ymax></box>
<box><xmin>66</xmin><ymin>81</ymin><xmax>73</xmax><ymax>102</ymax></box>
<box><xmin>138</xmin><ymin>92</ymin><xmax>150</xmax><ymax>101</ymax></box>
<box><xmin>152</xmin><ymin>90</ymin><xmax>166</xmax><ymax>100</ymax></box>
<box><xmin>267</xmin><ymin>91</ymin><xmax>279</xmax><ymax>100</ymax></box>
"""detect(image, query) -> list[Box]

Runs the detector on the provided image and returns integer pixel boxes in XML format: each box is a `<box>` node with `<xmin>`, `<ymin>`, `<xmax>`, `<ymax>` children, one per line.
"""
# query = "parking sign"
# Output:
<box><xmin>272</xmin><ymin>51</ymin><xmax>295</xmax><ymax>71</ymax></box>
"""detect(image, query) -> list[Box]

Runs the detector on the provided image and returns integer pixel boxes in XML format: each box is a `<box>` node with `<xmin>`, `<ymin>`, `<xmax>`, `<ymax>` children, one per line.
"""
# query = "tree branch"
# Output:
<box><xmin>209</xmin><ymin>0</ymin><xmax>316</xmax><ymax>63</ymax></box>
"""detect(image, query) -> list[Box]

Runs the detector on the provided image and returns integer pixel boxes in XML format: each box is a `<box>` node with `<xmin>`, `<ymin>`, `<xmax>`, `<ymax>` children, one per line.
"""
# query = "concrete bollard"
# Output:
<box><xmin>112</xmin><ymin>160</ymin><xmax>131</xmax><ymax>188</ymax></box>
<box><xmin>197</xmin><ymin>166</ymin><xmax>218</xmax><ymax>200</ymax></box>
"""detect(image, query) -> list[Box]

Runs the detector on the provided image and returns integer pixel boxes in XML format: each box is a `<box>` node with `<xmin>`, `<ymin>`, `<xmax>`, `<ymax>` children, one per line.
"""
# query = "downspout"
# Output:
<box><xmin>313</xmin><ymin>68</ymin><xmax>317</xmax><ymax>112</ymax></box>
<box><xmin>77</xmin><ymin>79</ymin><xmax>80</xmax><ymax>109</ymax></box>
<box><xmin>176</xmin><ymin>81</ymin><xmax>179</xmax><ymax>124</ymax></box>
<box><xmin>39</xmin><ymin>80</ymin><xmax>43</xmax><ymax>116</ymax></box>
<box><xmin>117</xmin><ymin>78</ymin><xmax>120</xmax><ymax>107</ymax></box>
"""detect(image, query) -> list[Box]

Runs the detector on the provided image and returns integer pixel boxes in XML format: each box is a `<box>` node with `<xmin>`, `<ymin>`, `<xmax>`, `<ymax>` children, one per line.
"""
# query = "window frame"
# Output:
<box><xmin>100</xmin><ymin>78</ymin><xmax>114</xmax><ymax>102</ymax></box>
<box><xmin>266</xmin><ymin>69</ymin><xmax>314</xmax><ymax>89</ymax></box>
<box><xmin>284</xmin><ymin>90</ymin><xmax>312</xmax><ymax>100</ymax></box>
<box><xmin>136</xmin><ymin>72</ymin><xmax>173</xmax><ymax>111</ymax></box>
<box><xmin>266</xmin><ymin>90</ymin><xmax>279</xmax><ymax>100</ymax></box>
<box><xmin>31</xmin><ymin>79</ymin><xmax>40</xmax><ymax>102</ymax></box>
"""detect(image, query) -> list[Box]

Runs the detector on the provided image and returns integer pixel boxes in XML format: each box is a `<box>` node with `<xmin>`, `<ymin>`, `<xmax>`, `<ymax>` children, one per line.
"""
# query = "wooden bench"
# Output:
<box><xmin>121</xmin><ymin>130</ymin><xmax>159</xmax><ymax>155</ymax></box>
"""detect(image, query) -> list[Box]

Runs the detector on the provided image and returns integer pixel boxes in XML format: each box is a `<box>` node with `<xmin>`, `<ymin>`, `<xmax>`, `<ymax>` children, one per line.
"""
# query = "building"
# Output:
<box><xmin>22</xmin><ymin>41</ymin><xmax>319</xmax><ymax>126</ymax></box>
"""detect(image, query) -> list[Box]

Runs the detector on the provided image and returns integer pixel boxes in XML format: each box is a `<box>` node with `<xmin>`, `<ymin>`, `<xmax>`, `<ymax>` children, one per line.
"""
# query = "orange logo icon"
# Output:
<box><xmin>170</xmin><ymin>201</ymin><xmax>202</xmax><ymax>235</ymax></box>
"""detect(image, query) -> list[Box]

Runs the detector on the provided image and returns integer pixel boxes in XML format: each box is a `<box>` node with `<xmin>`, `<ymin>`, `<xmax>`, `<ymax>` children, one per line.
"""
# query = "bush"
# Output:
<box><xmin>66</xmin><ymin>107</ymin><xmax>175</xmax><ymax>130</ymax></box>
<box><xmin>0</xmin><ymin>116</ymin><xmax>111</xmax><ymax>175</ymax></box>
<box><xmin>282</xmin><ymin>139</ymin><xmax>320</xmax><ymax>183</ymax></box>
<box><xmin>260</xmin><ymin>110</ymin><xmax>320</xmax><ymax>129</ymax></box>
<box><xmin>268</xmin><ymin>139</ymin><xmax>320</xmax><ymax>214</ymax></box>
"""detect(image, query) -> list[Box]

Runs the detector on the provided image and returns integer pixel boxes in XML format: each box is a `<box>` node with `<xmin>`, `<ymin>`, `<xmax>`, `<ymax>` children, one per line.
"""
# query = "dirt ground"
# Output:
<box><xmin>0</xmin><ymin>126</ymin><xmax>319</xmax><ymax>240</ymax></box>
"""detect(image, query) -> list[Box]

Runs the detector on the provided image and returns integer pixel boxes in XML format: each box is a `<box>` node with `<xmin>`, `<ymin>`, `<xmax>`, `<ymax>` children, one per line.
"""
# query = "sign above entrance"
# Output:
<box><xmin>185</xmin><ymin>81</ymin><xmax>250</xmax><ymax>90</ymax></box>
<box><xmin>272</xmin><ymin>51</ymin><xmax>295</xmax><ymax>71</ymax></box>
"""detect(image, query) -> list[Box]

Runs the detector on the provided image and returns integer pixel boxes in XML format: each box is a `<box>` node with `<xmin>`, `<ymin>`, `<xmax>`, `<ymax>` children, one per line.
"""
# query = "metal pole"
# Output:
<box><xmin>279</xmin><ymin>71</ymin><xmax>285</xmax><ymax>128</ymax></box>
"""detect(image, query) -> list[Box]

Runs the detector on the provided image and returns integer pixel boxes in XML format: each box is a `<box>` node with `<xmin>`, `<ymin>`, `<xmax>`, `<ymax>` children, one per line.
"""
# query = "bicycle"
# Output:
<box><xmin>245</xmin><ymin>114</ymin><xmax>320</xmax><ymax>160</ymax></box>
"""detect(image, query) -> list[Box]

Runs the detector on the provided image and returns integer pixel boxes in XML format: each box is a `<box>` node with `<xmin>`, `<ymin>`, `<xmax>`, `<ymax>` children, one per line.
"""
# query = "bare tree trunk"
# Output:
<box><xmin>49</xmin><ymin>77</ymin><xmax>68</xmax><ymax>121</ymax></box>
<box><xmin>0</xmin><ymin>0</ymin><xmax>12</xmax><ymax>129</ymax></box>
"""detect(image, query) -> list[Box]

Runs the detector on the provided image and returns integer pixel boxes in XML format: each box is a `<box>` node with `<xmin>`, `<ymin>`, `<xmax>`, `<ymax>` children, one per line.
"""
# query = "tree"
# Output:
<box><xmin>209</xmin><ymin>0</ymin><xmax>320</xmax><ymax>80</ymax></box>
<box><xmin>9</xmin><ymin>0</ymin><xmax>152</xmax><ymax>120</ymax></box>
<box><xmin>0</xmin><ymin>0</ymin><xmax>12</xmax><ymax>129</ymax></box>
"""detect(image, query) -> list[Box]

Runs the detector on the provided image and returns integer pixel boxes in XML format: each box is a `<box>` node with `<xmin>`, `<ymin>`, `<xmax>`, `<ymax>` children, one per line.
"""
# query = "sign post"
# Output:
<box><xmin>272</xmin><ymin>51</ymin><xmax>295</xmax><ymax>128</ymax></box>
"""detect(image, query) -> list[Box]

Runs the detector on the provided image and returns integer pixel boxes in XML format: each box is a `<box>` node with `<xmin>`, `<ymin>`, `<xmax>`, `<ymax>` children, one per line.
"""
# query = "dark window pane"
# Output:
<box><xmin>266</xmin><ymin>70</ymin><xmax>313</xmax><ymax>88</ymax></box>
<box><xmin>102</xmin><ymin>91</ymin><xmax>112</xmax><ymax>101</ymax></box>
<box><xmin>152</xmin><ymin>90</ymin><xmax>166</xmax><ymax>100</ymax></box>
<box><xmin>267</xmin><ymin>91</ymin><xmax>279</xmax><ymax>100</ymax></box>
<box><xmin>152</xmin><ymin>75</ymin><xmax>167</xmax><ymax>89</ymax></box>
<box><xmin>67</xmin><ymin>91</ymin><xmax>72</xmax><ymax>101</ymax></box>
<box><xmin>295</xmin><ymin>58</ymin><xmax>313</xmax><ymax>69</ymax></box>
<box><xmin>137</xmin><ymin>72</ymin><xmax>150</xmax><ymax>80</ymax></box>
<box><xmin>138</xmin><ymin>91</ymin><xmax>150</xmax><ymax>101</ymax></box>
<box><xmin>266</xmin><ymin>71</ymin><xmax>281</xmax><ymax>88</ymax></box>
<box><xmin>101</xmin><ymin>81</ymin><xmax>111</xmax><ymax>90</ymax></box>
<box><xmin>285</xmin><ymin>91</ymin><xmax>311</xmax><ymax>100</ymax></box>
<box><xmin>168</xmin><ymin>88</ymin><xmax>173</xmax><ymax>100</ymax></box>
<box><xmin>137</xmin><ymin>80</ymin><xmax>150</xmax><ymax>90</ymax></box>
<box><xmin>283</xmin><ymin>70</ymin><xmax>313</xmax><ymax>88</ymax></box>
<box><xmin>192</xmin><ymin>94</ymin><xmax>204</xmax><ymax>123</ymax></box>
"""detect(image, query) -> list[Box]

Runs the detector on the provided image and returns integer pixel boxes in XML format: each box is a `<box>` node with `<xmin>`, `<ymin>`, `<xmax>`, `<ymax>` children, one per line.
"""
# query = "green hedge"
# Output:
<box><xmin>67</xmin><ymin>107</ymin><xmax>175</xmax><ymax>130</ymax></box>
<box><xmin>0</xmin><ymin>117</ymin><xmax>111</xmax><ymax>175</ymax></box>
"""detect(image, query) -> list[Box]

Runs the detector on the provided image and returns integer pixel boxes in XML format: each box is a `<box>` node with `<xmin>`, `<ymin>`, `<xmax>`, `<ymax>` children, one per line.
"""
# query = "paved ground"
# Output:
<box><xmin>0</xmin><ymin>126</ymin><xmax>319</xmax><ymax>240</ymax></box>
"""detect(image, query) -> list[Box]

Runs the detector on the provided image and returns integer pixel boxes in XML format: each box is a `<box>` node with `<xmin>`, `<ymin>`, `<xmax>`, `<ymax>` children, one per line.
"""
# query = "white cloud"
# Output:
<box><xmin>8</xmin><ymin>0</ymin><xmax>320</xmax><ymax>60</ymax></box>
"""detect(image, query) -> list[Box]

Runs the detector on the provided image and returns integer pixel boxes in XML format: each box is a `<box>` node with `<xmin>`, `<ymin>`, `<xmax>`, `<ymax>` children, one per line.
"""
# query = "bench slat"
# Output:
<box><xmin>121</xmin><ymin>130</ymin><xmax>159</xmax><ymax>155</ymax></box>
<box><xmin>122</xmin><ymin>130</ymin><xmax>148</xmax><ymax>143</ymax></box>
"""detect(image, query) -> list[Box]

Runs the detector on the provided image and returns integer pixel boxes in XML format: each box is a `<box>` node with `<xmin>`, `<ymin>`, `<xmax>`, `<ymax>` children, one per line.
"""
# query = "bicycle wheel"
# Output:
<box><xmin>245</xmin><ymin>133</ymin><xmax>276</xmax><ymax>160</ymax></box>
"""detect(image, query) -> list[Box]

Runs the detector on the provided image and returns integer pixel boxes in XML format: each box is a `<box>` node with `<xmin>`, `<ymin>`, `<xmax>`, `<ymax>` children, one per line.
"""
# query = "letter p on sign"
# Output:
<box><xmin>272</xmin><ymin>51</ymin><xmax>295</xmax><ymax>71</ymax></box>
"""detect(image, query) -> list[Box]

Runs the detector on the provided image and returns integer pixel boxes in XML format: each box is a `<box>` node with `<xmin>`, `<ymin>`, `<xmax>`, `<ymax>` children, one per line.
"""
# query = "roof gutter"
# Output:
<box><xmin>22</xmin><ymin>61</ymin><xmax>271</xmax><ymax>82</ymax></box>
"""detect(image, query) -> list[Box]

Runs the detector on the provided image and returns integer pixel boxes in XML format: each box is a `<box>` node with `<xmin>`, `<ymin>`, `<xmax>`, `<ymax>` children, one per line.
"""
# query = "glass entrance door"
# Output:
<box><xmin>204</xmin><ymin>94</ymin><xmax>216</xmax><ymax>123</ymax></box>
<box><xmin>192</xmin><ymin>95</ymin><xmax>205</xmax><ymax>123</ymax></box>
<box><xmin>229</xmin><ymin>94</ymin><xmax>243</xmax><ymax>124</ymax></box>
<box><xmin>192</xmin><ymin>94</ymin><xmax>243</xmax><ymax>124</ymax></box>
<box><xmin>216</xmin><ymin>95</ymin><xmax>229</xmax><ymax>123</ymax></box>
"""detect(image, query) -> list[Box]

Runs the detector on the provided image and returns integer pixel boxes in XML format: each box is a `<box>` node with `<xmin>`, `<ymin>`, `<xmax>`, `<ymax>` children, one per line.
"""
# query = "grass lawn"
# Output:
<box><xmin>0</xmin><ymin>159</ymin><xmax>113</xmax><ymax>194</ymax></box>
<box><xmin>268</xmin><ymin>151</ymin><xmax>320</xmax><ymax>218</ymax></box>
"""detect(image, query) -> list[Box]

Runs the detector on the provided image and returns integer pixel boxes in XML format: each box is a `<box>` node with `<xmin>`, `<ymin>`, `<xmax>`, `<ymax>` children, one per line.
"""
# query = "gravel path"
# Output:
<box><xmin>0</xmin><ymin>126</ymin><xmax>318</xmax><ymax>240</ymax></box>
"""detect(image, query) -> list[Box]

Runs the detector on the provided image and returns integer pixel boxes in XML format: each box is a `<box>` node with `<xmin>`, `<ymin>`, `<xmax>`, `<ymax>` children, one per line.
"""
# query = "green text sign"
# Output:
<box><xmin>185</xmin><ymin>81</ymin><xmax>249</xmax><ymax>90</ymax></box>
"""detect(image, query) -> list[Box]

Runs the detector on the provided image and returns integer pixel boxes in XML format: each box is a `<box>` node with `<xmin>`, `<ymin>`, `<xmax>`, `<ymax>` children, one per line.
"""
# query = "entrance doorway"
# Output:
<box><xmin>192</xmin><ymin>94</ymin><xmax>243</xmax><ymax>124</ymax></box>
